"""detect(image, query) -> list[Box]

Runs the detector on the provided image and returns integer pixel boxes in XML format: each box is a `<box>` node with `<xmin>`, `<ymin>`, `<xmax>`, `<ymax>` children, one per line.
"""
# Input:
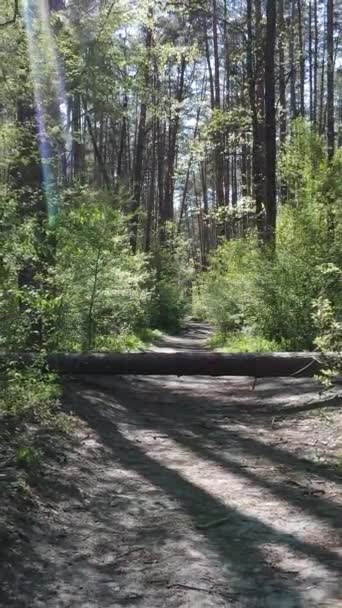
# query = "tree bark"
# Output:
<box><xmin>278</xmin><ymin>0</ymin><xmax>288</xmax><ymax>203</ymax></box>
<box><xmin>145</xmin><ymin>117</ymin><xmax>156</xmax><ymax>252</ymax></box>
<box><xmin>205</xmin><ymin>30</ymin><xmax>215</xmax><ymax>110</ymax></box>
<box><xmin>264</xmin><ymin>0</ymin><xmax>277</xmax><ymax>244</ymax></box>
<box><xmin>319</xmin><ymin>40</ymin><xmax>326</xmax><ymax>134</ymax></box>
<box><xmin>72</xmin><ymin>93</ymin><xmax>83</xmax><ymax>179</ymax></box>
<box><xmin>327</xmin><ymin>0</ymin><xmax>335</xmax><ymax>159</ymax></box>
<box><xmin>130</xmin><ymin>25</ymin><xmax>152</xmax><ymax>251</ymax></box>
<box><xmin>162</xmin><ymin>55</ymin><xmax>186</xmax><ymax>228</ymax></box>
<box><xmin>212</xmin><ymin>0</ymin><xmax>225</xmax><ymax>230</ymax></box>
<box><xmin>201</xmin><ymin>160</ymin><xmax>209</xmax><ymax>267</ymax></box>
<box><xmin>0</xmin><ymin>351</ymin><xmax>325</xmax><ymax>377</ymax></box>
<box><xmin>247</xmin><ymin>0</ymin><xmax>265</xmax><ymax>237</ymax></box>
<box><xmin>278</xmin><ymin>0</ymin><xmax>287</xmax><ymax>144</ymax></box>
<box><xmin>290</xmin><ymin>0</ymin><xmax>298</xmax><ymax>118</ymax></box>
<box><xmin>212</xmin><ymin>0</ymin><xmax>221</xmax><ymax>109</ymax></box>
<box><xmin>297</xmin><ymin>0</ymin><xmax>305</xmax><ymax>117</ymax></box>
<box><xmin>313</xmin><ymin>0</ymin><xmax>319</xmax><ymax>126</ymax></box>
<box><xmin>117</xmin><ymin>95</ymin><xmax>128</xmax><ymax>180</ymax></box>
<box><xmin>309</xmin><ymin>1</ymin><xmax>313</xmax><ymax>122</ymax></box>
<box><xmin>85</xmin><ymin>114</ymin><xmax>111</xmax><ymax>189</ymax></box>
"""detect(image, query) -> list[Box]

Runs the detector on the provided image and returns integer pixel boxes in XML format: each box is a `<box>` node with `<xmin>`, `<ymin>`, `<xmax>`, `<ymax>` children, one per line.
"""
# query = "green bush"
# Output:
<box><xmin>151</xmin><ymin>275</ymin><xmax>187</xmax><ymax>332</ymax></box>
<box><xmin>199</xmin><ymin>217</ymin><xmax>340</xmax><ymax>350</ymax></box>
<box><xmin>194</xmin><ymin>238</ymin><xmax>261</xmax><ymax>336</ymax></box>
<box><xmin>150</xmin><ymin>233</ymin><xmax>193</xmax><ymax>332</ymax></box>
<box><xmin>191</xmin><ymin>283</ymin><xmax>208</xmax><ymax>321</ymax></box>
<box><xmin>1</xmin><ymin>185</ymin><xmax>195</xmax><ymax>370</ymax></box>
<box><xmin>197</xmin><ymin>122</ymin><xmax>342</xmax><ymax>351</ymax></box>
<box><xmin>209</xmin><ymin>331</ymin><xmax>281</xmax><ymax>352</ymax></box>
<box><xmin>52</xmin><ymin>190</ymin><xmax>154</xmax><ymax>351</ymax></box>
<box><xmin>312</xmin><ymin>295</ymin><xmax>342</xmax><ymax>384</ymax></box>
<box><xmin>0</xmin><ymin>363</ymin><xmax>60</xmax><ymax>420</ymax></box>
<box><xmin>0</xmin><ymin>187</ymin><xmax>157</xmax><ymax>353</ymax></box>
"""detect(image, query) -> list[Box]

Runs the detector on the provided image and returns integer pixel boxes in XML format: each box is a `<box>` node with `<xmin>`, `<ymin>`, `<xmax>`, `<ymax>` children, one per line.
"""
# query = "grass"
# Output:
<box><xmin>209</xmin><ymin>331</ymin><xmax>281</xmax><ymax>353</ymax></box>
<box><xmin>94</xmin><ymin>328</ymin><xmax>162</xmax><ymax>352</ymax></box>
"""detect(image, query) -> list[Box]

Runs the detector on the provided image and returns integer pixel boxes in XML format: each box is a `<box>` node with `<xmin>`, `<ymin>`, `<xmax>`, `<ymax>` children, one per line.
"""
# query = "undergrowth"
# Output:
<box><xmin>193</xmin><ymin>123</ymin><xmax>342</xmax><ymax>353</ymax></box>
<box><xmin>95</xmin><ymin>328</ymin><xmax>162</xmax><ymax>351</ymax></box>
<box><xmin>209</xmin><ymin>332</ymin><xmax>281</xmax><ymax>352</ymax></box>
<box><xmin>0</xmin><ymin>362</ymin><xmax>69</xmax><ymax>478</ymax></box>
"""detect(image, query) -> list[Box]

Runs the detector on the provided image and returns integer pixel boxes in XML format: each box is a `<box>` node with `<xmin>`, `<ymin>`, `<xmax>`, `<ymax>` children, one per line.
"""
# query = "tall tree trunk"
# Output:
<box><xmin>85</xmin><ymin>114</ymin><xmax>111</xmax><ymax>189</ymax></box>
<box><xmin>290</xmin><ymin>0</ymin><xmax>298</xmax><ymax>118</ymax></box>
<box><xmin>212</xmin><ymin>0</ymin><xmax>220</xmax><ymax>108</ymax></box>
<box><xmin>131</xmin><ymin>100</ymin><xmax>147</xmax><ymax>249</ymax></box>
<box><xmin>264</xmin><ymin>0</ymin><xmax>277</xmax><ymax>244</ymax></box>
<box><xmin>145</xmin><ymin>27</ymin><xmax>157</xmax><ymax>252</ymax></box>
<box><xmin>278</xmin><ymin>0</ymin><xmax>287</xmax><ymax>144</ymax></box>
<box><xmin>297</xmin><ymin>0</ymin><xmax>305</xmax><ymax>117</ymax></box>
<box><xmin>223</xmin><ymin>0</ymin><xmax>230</xmax><ymax>208</ymax></box>
<box><xmin>162</xmin><ymin>56</ymin><xmax>186</xmax><ymax>228</ymax></box>
<box><xmin>309</xmin><ymin>1</ymin><xmax>313</xmax><ymax>122</ymax></box>
<box><xmin>319</xmin><ymin>40</ymin><xmax>326</xmax><ymax>134</ymax></box>
<box><xmin>278</xmin><ymin>0</ymin><xmax>288</xmax><ymax>203</ymax></box>
<box><xmin>313</xmin><ymin>0</ymin><xmax>319</xmax><ymax>126</ymax></box>
<box><xmin>72</xmin><ymin>93</ymin><xmax>83</xmax><ymax>179</ymax></box>
<box><xmin>232</xmin><ymin>148</ymin><xmax>238</xmax><ymax>208</ymax></box>
<box><xmin>326</xmin><ymin>0</ymin><xmax>335</xmax><ymax>239</ymax></box>
<box><xmin>145</xmin><ymin>123</ymin><xmax>156</xmax><ymax>253</ymax></box>
<box><xmin>157</xmin><ymin>117</ymin><xmax>165</xmax><ymax>227</ymax></box>
<box><xmin>204</xmin><ymin>30</ymin><xmax>215</xmax><ymax>110</ymax></box>
<box><xmin>241</xmin><ymin>143</ymin><xmax>248</xmax><ymax>197</ymax></box>
<box><xmin>327</xmin><ymin>0</ymin><xmax>335</xmax><ymax>159</ymax></box>
<box><xmin>117</xmin><ymin>95</ymin><xmax>128</xmax><ymax>180</ymax></box>
<box><xmin>200</xmin><ymin>160</ymin><xmax>209</xmax><ymax>267</ymax></box>
<box><xmin>247</xmin><ymin>0</ymin><xmax>265</xmax><ymax>236</ymax></box>
<box><xmin>212</xmin><ymin>0</ymin><xmax>225</xmax><ymax>234</ymax></box>
<box><xmin>130</xmin><ymin>25</ymin><xmax>152</xmax><ymax>251</ymax></box>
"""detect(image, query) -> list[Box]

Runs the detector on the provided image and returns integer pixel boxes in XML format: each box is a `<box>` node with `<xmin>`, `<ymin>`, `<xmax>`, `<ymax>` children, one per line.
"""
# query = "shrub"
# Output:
<box><xmin>150</xmin><ymin>232</ymin><xmax>193</xmax><ymax>332</ymax></box>
<box><xmin>0</xmin><ymin>362</ymin><xmax>60</xmax><ymax>420</ymax></box>
<box><xmin>191</xmin><ymin>283</ymin><xmax>208</xmax><ymax>321</ymax></box>
<box><xmin>194</xmin><ymin>238</ymin><xmax>261</xmax><ymax>335</ymax></box>
<box><xmin>198</xmin><ymin>212</ymin><xmax>340</xmax><ymax>350</ymax></box>
<box><xmin>312</xmin><ymin>296</ymin><xmax>342</xmax><ymax>385</ymax></box>
<box><xmin>49</xmin><ymin>189</ymin><xmax>155</xmax><ymax>351</ymax></box>
<box><xmin>196</xmin><ymin>123</ymin><xmax>342</xmax><ymax>351</ymax></box>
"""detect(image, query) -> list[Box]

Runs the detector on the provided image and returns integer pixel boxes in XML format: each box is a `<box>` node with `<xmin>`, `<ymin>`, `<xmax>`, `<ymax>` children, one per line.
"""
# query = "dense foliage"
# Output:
<box><xmin>195</xmin><ymin>123</ymin><xmax>342</xmax><ymax>351</ymax></box>
<box><xmin>0</xmin><ymin>0</ymin><xmax>341</xmax><ymax>420</ymax></box>
<box><xmin>0</xmin><ymin>186</ymin><xmax>191</xmax><ymax>353</ymax></box>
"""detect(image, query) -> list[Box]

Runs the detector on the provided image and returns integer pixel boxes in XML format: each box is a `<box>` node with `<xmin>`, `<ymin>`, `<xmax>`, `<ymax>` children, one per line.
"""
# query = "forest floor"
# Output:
<box><xmin>1</xmin><ymin>322</ymin><xmax>342</xmax><ymax>607</ymax></box>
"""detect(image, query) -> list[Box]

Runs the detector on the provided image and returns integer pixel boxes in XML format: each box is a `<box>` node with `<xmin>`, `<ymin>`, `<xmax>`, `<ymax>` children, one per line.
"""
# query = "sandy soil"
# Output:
<box><xmin>1</xmin><ymin>323</ymin><xmax>342</xmax><ymax>607</ymax></box>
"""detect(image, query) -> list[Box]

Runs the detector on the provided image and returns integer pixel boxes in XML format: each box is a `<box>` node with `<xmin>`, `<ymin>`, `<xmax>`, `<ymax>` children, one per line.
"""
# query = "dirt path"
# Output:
<box><xmin>1</xmin><ymin>323</ymin><xmax>342</xmax><ymax>607</ymax></box>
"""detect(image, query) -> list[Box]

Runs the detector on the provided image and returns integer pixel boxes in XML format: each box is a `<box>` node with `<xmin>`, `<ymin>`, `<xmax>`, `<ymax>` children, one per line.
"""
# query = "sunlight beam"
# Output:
<box><xmin>22</xmin><ymin>0</ymin><xmax>68</xmax><ymax>225</ymax></box>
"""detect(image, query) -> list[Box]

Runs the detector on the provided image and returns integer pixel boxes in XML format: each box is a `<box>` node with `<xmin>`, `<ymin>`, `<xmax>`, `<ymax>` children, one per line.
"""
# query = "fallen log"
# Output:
<box><xmin>0</xmin><ymin>351</ymin><xmax>327</xmax><ymax>377</ymax></box>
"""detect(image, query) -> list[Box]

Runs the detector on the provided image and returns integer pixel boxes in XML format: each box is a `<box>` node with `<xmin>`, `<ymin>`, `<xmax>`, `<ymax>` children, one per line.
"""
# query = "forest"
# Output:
<box><xmin>1</xmin><ymin>1</ymin><xmax>342</xmax><ymax>606</ymax></box>
<box><xmin>0</xmin><ymin>0</ymin><xmax>341</xmax><ymax>362</ymax></box>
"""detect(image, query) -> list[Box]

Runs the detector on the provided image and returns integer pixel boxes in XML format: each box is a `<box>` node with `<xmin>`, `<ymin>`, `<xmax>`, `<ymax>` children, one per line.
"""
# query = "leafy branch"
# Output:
<box><xmin>0</xmin><ymin>0</ymin><xmax>18</xmax><ymax>27</ymax></box>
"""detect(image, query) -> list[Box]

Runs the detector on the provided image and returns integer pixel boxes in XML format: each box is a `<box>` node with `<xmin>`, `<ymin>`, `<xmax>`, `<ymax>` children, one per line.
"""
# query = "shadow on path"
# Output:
<box><xmin>63</xmin><ymin>375</ymin><xmax>342</xmax><ymax>607</ymax></box>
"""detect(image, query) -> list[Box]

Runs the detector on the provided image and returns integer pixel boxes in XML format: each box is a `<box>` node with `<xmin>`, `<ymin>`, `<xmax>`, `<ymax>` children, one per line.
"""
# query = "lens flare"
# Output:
<box><xmin>22</xmin><ymin>0</ymin><xmax>68</xmax><ymax>225</ymax></box>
